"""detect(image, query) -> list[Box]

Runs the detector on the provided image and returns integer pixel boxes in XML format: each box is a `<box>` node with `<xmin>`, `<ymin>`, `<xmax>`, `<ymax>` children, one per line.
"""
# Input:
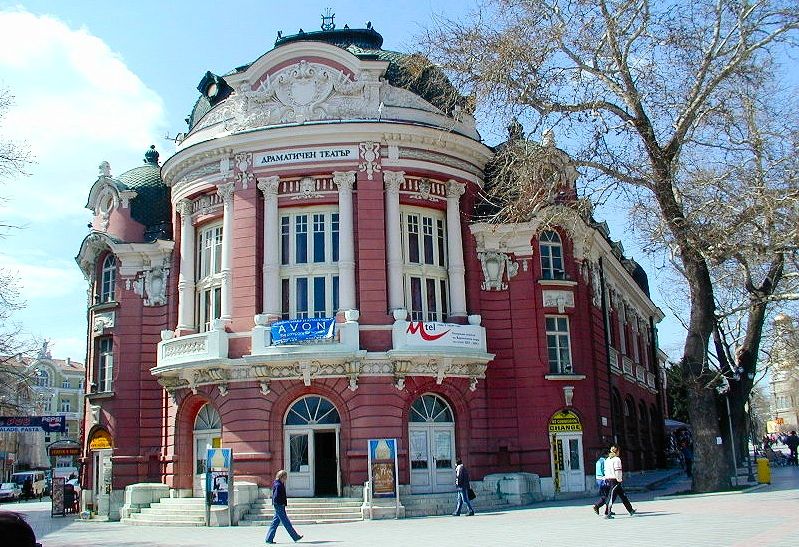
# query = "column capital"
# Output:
<box><xmin>383</xmin><ymin>171</ymin><xmax>405</xmax><ymax>194</ymax></box>
<box><xmin>216</xmin><ymin>182</ymin><xmax>236</xmax><ymax>203</ymax></box>
<box><xmin>446</xmin><ymin>179</ymin><xmax>465</xmax><ymax>199</ymax></box>
<box><xmin>177</xmin><ymin>199</ymin><xmax>193</xmax><ymax>218</ymax></box>
<box><xmin>257</xmin><ymin>175</ymin><xmax>280</xmax><ymax>196</ymax></box>
<box><xmin>332</xmin><ymin>171</ymin><xmax>356</xmax><ymax>191</ymax></box>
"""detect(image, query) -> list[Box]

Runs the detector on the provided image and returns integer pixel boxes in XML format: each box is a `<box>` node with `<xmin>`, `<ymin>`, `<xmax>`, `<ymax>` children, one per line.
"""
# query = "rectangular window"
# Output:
<box><xmin>97</xmin><ymin>337</ymin><xmax>113</xmax><ymax>392</ymax></box>
<box><xmin>546</xmin><ymin>316</ymin><xmax>572</xmax><ymax>374</ymax></box>
<box><xmin>62</xmin><ymin>379</ymin><xmax>70</xmax><ymax>389</ymax></box>
<box><xmin>281</xmin><ymin>278</ymin><xmax>290</xmax><ymax>320</ymax></box>
<box><xmin>426</xmin><ymin>278</ymin><xmax>438</xmax><ymax>321</ymax></box>
<box><xmin>60</xmin><ymin>399</ymin><xmax>70</xmax><ymax>412</ymax></box>
<box><xmin>198</xmin><ymin>286</ymin><xmax>222</xmax><ymax>332</ymax></box>
<box><xmin>296</xmin><ymin>278</ymin><xmax>308</xmax><ymax>318</ymax></box>
<box><xmin>295</xmin><ymin>215</ymin><xmax>308</xmax><ymax>264</ymax></box>
<box><xmin>332</xmin><ymin>213</ymin><xmax>340</xmax><ymax>262</ymax></box>
<box><xmin>402</xmin><ymin>208</ymin><xmax>449</xmax><ymax>322</ymax></box>
<box><xmin>436</xmin><ymin>219</ymin><xmax>446</xmax><ymax>267</ymax></box>
<box><xmin>439</xmin><ymin>279</ymin><xmax>448</xmax><ymax>322</ymax></box>
<box><xmin>281</xmin><ymin>217</ymin><xmax>290</xmax><ymax>265</ymax></box>
<box><xmin>332</xmin><ymin>275</ymin><xmax>339</xmax><ymax>313</ymax></box>
<box><xmin>423</xmin><ymin>217</ymin><xmax>434</xmax><ymax>265</ymax></box>
<box><xmin>410</xmin><ymin>277</ymin><xmax>423</xmax><ymax>321</ymax></box>
<box><xmin>313</xmin><ymin>276</ymin><xmax>326</xmax><ymax>318</ymax></box>
<box><xmin>407</xmin><ymin>215</ymin><xmax>420</xmax><ymax>263</ymax></box>
<box><xmin>313</xmin><ymin>214</ymin><xmax>326</xmax><ymax>263</ymax></box>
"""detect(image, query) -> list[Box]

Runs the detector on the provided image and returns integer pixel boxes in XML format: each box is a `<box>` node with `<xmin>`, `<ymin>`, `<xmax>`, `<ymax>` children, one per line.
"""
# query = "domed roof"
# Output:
<box><xmin>117</xmin><ymin>146</ymin><xmax>172</xmax><ymax>241</ymax></box>
<box><xmin>186</xmin><ymin>23</ymin><xmax>467</xmax><ymax>130</ymax></box>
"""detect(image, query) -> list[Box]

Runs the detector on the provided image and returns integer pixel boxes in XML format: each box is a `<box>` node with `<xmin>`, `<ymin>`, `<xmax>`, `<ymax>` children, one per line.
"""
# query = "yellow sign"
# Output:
<box><xmin>548</xmin><ymin>410</ymin><xmax>583</xmax><ymax>433</ymax></box>
<box><xmin>89</xmin><ymin>429</ymin><xmax>113</xmax><ymax>450</ymax></box>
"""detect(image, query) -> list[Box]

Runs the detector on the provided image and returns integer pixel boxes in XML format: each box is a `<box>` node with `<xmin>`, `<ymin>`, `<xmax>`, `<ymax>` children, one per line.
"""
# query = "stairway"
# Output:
<box><xmin>121</xmin><ymin>497</ymin><xmax>211</xmax><ymax>527</ymax></box>
<box><xmin>239</xmin><ymin>496</ymin><xmax>364</xmax><ymax>526</ymax></box>
<box><xmin>401</xmin><ymin>489</ymin><xmax>511</xmax><ymax>517</ymax></box>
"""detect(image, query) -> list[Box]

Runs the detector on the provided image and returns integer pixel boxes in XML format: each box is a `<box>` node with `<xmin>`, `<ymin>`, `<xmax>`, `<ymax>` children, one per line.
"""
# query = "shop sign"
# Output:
<box><xmin>368</xmin><ymin>439</ymin><xmax>398</xmax><ymax>499</ymax></box>
<box><xmin>548</xmin><ymin>410</ymin><xmax>583</xmax><ymax>433</ymax></box>
<box><xmin>89</xmin><ymin>430</ymin><xmax>113</xmax><ymax>450</ymax></box>
<box><xmin>271</xmin><ymin>317</ymin><xmax>335</xmax><ymax>345</ymax></box>
<box><xmin>403</xmin><ymin>322</ymin><xmax>483</xmax><ymax>349</ymax></box>
<box><xmin>0</xmin><ymin>415</ymin><xmax>65</xmax><ymax>433</ymax></box>
<box><xmin>255</xmin><ymin>146</ymin><xmax>357</xmax><ymax>167</ymax></box>
<box><xmin>49</xmin><ymin>447</ymin><xmax>81</xmax><ymax>457</ymax></box>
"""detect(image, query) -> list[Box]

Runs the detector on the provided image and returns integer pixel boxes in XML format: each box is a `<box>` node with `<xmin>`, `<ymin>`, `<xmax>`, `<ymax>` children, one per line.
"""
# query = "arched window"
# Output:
<box><xmin>36</xmin><ymin>370</ymin><xmax>50</xmax><ymax>387</ymax></box>
<box><xmin>410</xmin><ymin>394</ymin><xmax>454</xmax><ymax>423</ymax></box>
<box><xmin>539</xmin><ymin>230</ymin><xmax>565</xmax><ymax>280</ymax></box>
<box><xmin>194</xmin><ymin>404</ymin><xmax>221</xmax><ymax>431</ymax></box>
<box><xmin>100</xmin><ymin>255</ymin><xmax>116</xmax><ymax>303</ymax></box>
<box><xmin>285</xmin><ymin>396</ymin><xmax>340</xmax><ymax>425</ymax></box>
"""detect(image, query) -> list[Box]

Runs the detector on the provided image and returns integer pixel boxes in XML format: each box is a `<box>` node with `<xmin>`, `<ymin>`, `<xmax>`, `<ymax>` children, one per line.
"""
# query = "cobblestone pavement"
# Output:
<box><xmin>3</xmin><ymin>466</ymin><xmax>797</xmax><ymax>547</ymax></box>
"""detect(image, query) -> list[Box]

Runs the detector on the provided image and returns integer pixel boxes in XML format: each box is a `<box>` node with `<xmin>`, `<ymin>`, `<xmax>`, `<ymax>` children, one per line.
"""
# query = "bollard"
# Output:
<box><xmin>756</xmin><ymin>457</ymin><xmax>771</xmax><ymax>484</ymax></box>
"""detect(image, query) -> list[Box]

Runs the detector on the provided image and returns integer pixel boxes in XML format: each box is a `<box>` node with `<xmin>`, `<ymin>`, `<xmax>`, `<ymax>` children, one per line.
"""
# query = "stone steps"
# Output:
<box><xmin>402</xmin><ymin>490</ymin><xmax>510</xmax><ymax>517</ymax></box>
<box><xmin>121</xmin><ymin>497</ymin><xmax>212</xmax><ymax>527</ymax></box>
<box><xmin>240</xmin><ymin>496</ymin><xmax>364</xmax><ymax>526</ymax></box>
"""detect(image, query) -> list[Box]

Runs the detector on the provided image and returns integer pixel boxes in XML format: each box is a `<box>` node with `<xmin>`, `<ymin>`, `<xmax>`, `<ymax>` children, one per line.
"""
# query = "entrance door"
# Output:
<box><xmin>283</xmin><ymin>396</ymin><xmax>341</xmax><ymax>497</ymax></box>
<box><xmin>409</xmin><ymin>425</ymin><xmax>455</xmax><ymax>493</ymax></box>
<box><xmin>192</xmin><ymin>404</ymin><xmax>222</xmax><ymax>496</ymax></box>
<box><xmin>553</xmin><ymin>434</ymin><xmax>585</xmax><ymax>493</ymax></box>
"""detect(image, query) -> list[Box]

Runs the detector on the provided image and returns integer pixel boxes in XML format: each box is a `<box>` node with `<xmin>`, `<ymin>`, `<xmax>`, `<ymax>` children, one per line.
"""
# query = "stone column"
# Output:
<box><xmin>217</xmin><ymin>182</ymin><xmax>235</xmax><ymax>322</ymax></box>
<box><xmin>383</xmin><ymin>171</ymin><xmax>405</xmax><ymax>312</ymax></box>
<box><xmin>257</xmin><ymin>176</ymin><xmax>281</xmax><ymax>319</ymax></box>
<box><xmin>176</xmin><ymin>200</ymin><xmax>195</xmax><ymax>332</ymax></box>
<box><xmin>446</xmin><ymin>180</ymin><xmax>467</xmax><ymax>319</ymax></box>
<box><xmin>333</xmin><ymin>171</ymin><xmax>357</xmax><ymax>312</ymax></box>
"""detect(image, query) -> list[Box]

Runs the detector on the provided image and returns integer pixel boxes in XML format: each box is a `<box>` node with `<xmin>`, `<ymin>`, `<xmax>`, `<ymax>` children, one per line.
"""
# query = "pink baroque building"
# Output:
<box><xmin>75</xmin><ymin>23</ymin><xmax>665</xmax><ymax>522</ymax></box>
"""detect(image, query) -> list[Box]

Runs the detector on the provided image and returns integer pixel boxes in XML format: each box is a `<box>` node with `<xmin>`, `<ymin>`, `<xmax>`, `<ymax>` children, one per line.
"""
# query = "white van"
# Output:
<box><xmin>10</xmin><ymin>471</ymin><xmax>47</xmax><ymax>499</ymax></box>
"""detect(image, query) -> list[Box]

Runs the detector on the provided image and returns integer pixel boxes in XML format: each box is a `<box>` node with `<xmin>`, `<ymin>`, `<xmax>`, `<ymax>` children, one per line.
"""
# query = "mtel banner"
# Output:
<box><xmin>255</xmin><ymin>146</ymin><xmax>358</xmax><ymax>167</ymax></box>
<box><xmin>0</xmin><ymin>415</ymin><xmax>66</xmax><ymax>433</ymax></box>
<box><xmin>403</xmin><ymin>321</ymin><xmax>483</xmax><ymax>348</ymax></box>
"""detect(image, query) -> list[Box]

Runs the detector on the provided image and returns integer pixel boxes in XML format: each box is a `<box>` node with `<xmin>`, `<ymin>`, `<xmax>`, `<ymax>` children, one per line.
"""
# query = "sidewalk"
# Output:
<box><xmin>8</xmin><ymin>466</ymin><xmax>798</xmax><ymax>547</ymax></box>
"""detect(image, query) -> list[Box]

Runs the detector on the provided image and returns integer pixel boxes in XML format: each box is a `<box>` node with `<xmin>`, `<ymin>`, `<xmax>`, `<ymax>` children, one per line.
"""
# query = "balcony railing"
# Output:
<box><xmin>608</xmin><ymin>347</ymin><xmax>621</xmax><ymax>374</ymax></box>
<box><xmin>622</xmin><ymin>356</ymin><xmax>634</xmax><ymax>377</ymax></box>
<box><xmin>155</xmin><ymin>321</ymin><xmax>229</xmax><ymax>371</ymax></box>
<box><xmin>646</xmin><ymin>371</ymin><xmax>656</xmax><ymax>389</ymax></box>
<box><xmin>635</xmin><ymin>364</ymin><xmax>647</xmax><ymax>383</ymax></box>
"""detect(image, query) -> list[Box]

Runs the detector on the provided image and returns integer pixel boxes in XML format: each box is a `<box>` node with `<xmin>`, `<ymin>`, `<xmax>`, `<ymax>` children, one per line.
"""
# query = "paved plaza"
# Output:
<box><xmin>5</xmin><ymin>466</ymin><xmax>798</xmax><ymax>547</ymax></box>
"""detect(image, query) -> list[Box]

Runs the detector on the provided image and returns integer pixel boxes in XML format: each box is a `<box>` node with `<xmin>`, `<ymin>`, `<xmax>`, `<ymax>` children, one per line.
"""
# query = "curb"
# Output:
<box><xmin>653</xmin><ymin>482</ymin><xmax>768</xmax><ymax>500</ymax></box>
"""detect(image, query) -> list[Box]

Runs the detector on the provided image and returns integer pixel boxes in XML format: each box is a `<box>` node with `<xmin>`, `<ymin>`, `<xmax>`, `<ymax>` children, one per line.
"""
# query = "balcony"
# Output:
<box><xmin>635</xmin><ymin>364</ymin><xmax>647</xmax><ymax>383</ymax></box>
<box><xmin>646</xmin><ymin>371</ymin><xmax>657</xmax><ymax>390</ymax></box>
<box><xmin>153</xmin><ymin>320</ymin><xmax>229</xmax><ymax>372</ymax></box>
<box><xmin>386</xmin><ymin>310</ymin><xmax>493</xmax><ymax>390</ymax></box>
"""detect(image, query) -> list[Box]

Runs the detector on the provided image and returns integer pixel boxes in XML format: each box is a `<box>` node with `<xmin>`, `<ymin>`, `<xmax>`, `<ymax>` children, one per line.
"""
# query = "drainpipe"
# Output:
<box><xmin>598</xmin><ymin>257</ymin><xmax>616</xmax><ymax>443</ymax></box>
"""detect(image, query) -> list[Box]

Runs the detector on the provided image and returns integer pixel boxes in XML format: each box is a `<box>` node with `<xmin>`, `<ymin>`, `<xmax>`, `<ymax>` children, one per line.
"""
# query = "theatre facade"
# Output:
<box><xmin>76</xmin><ymin>22</ymin><xmax>665</xmax><ymax>521</ymax></box>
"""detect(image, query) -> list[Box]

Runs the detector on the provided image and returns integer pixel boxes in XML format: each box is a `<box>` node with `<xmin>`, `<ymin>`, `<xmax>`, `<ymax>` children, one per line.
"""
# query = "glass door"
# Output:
<box><xmin>285</xmin><ymin>430</ymin><xmax>313</xmax><ymax>497</ymax></box>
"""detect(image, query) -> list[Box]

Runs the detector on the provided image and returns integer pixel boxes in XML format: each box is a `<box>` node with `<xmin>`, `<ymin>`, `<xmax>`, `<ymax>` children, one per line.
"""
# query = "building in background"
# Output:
<box><xmin>769</xmin><ymin>314</ymin><xmax>798</xmax><ymax>432</ymax></box>
<box><xmin>0</xmin><ymin>345</ymin><xmax>84</xmax><ymax>481</ymax></box>
<box><xmin>75</xmin><ymin>20</ymin><xmax>665</xmax><ymax>522</ymax></box>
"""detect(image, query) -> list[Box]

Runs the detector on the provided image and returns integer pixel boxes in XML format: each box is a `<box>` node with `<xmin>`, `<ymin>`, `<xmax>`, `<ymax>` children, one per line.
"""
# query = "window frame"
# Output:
<box><xmin>545</xmin><ymin>315</ymin><xmax>573</xmax><ymax>374</ymax></box>
<box><xmin>99</xmin><ymin>254</ymin><xmax>117</xmax><ymax>303</ymax></box>
<box><xmin>279</xmin><ymin>207</ymin><xmax>340</xmax><ymax>320</ymax></box>
<box><xmin>96</xmin><ymin>336</ymin><xmax>114</xmax><ymax>393</ymax></box>
<box><xmin>539</xmin><ymin>230</ymin><xmax>566</xmax><ymax>280</ymax></box>
<box><xmin>401</xmin><ymin>207</ymin><xmax>449</xmax><ymax>322</ymax></box>
<box><xmin>196</xmin><ymin>222</ymin><xmax>224</xmax><ymax>332</ymax></box>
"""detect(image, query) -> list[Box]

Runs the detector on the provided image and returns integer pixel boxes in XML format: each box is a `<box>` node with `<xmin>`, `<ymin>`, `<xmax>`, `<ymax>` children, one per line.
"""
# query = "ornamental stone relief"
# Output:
<box><xmin>358</xmin><ymin>142</ymin><xmax>381</xmax><ymax>180</ymax></box>
<box><xmin>130</xmin><ymin>264</ymin><xmax>170</xmax><ymax>307</ymax></box>
<box><xmin>208</xmin><ymin>61</ymin><xmax>380</xmax><ymax>131</ymax></box>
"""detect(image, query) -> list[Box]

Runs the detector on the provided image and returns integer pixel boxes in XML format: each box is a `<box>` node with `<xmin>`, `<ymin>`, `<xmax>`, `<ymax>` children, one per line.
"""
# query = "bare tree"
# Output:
<box><xmin>420</xmin><ymin>0</ymin><xmax>799</xmax><ymax>491</ymax></box>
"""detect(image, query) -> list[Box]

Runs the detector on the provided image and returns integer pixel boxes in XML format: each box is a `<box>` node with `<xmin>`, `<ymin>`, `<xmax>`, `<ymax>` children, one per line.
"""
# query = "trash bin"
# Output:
<box><xmin>756</xmin><ymin>457</ymin><xmax>771</xmax><ymax>484</ymax></box>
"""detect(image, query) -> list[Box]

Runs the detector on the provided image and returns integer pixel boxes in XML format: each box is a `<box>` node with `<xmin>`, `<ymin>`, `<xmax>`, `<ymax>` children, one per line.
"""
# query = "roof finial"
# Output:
<box><xmin>321</xmin><ymin>8</ymin><xmax>335</xmax><ymax>31</ymax></box>
<box><xmin>144</xmin><ymin>144</ymin><xmax>160</xmax><ymax>165</ymax></box>
<box><xmin>99</xmin><ymin>161</ymin><xmax>111</xmax><ymax>177</ymax></box>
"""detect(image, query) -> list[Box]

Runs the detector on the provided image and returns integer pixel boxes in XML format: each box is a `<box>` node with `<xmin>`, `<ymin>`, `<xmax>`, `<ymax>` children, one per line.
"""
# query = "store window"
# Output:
<box><xmin>280</xmin><ymin>209</ymin><xmax>340</xmax><ymax>319</ymax></box>
<box><xmin>539</xmin><ymin>231</ymin><xmax>565</xmax><ymax>280</ymax></box>
<box><xmin>196</xmin><ymin>223</ymin><xmax>223</xmax><ymax>331</ymax></box>
<box><xmin>96</xmin><ymin>337</ymin><xmax>114</xmax><ymax>393</ymax></box>
<box><xmin>546</xmin><ymin>316</ymin><xmax>573</xmax><ymax>374</ymax></box>
<box><xmin>401</xmin><ymin>208</ymin><xmax>448</xmax><ymax>321</ymax></box>
<box><xmin>99</xmin><ymin>254</ymin><xmax>117</xmax><ymax>303</ymax></box>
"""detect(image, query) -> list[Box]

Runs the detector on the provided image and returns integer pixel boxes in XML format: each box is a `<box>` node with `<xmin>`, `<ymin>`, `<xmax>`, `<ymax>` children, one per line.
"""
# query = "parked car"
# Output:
<box><xmin>10</xmin><ymin>472</ymin><xmax>46</xmax><ymax>500</ymax></box>
<box><xmin>0</xmin><ymin>483</ymin><xmax>22</xmax><ymax>502</ymax></box>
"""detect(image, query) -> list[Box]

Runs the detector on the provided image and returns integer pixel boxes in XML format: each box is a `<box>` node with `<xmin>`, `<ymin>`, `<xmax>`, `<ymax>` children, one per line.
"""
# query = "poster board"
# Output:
<box><xmin>367</xmin><ymin>439</ymin><xmax>400</xmax><ymax>518</ymax></box>
<box><xmin>51</xmin><ymin>476</ymin><xmax>66</xmax><ymax>517</ymax></box>
<box><xmin>205</xmin><ymin>447</ymin><xmax>233</xmax><ymax>527</ymax></box>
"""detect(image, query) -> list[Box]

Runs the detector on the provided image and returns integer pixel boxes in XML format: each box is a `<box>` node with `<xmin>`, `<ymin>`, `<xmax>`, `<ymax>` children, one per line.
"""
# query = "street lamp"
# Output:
<box><xmin>744</xmin><ymin>398</ymin><xmax>756</xmax><ymax>483</ymax></box>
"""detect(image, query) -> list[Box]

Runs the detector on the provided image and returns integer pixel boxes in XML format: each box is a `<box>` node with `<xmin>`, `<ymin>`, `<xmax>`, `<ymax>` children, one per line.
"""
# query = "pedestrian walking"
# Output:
<box><xmin>451</xmin><ymin>458</ymin><xmax>475</xmax><ymax>516</ymax></box>
<box><xmin>265</xmin><ymin>470</ymin><xmax>303</xmax><ymax>544</ymax></box>
<box><xmin>680</xmin><ymin>440</ymin><xmax>694</xmax><ymax>477</ymax></box>
<box><xmin>602</xmin><ymin>445</ymin><xmax>636</xmax><ymax>519</ymax></box>
<box><xmin>786</xmin><ymin>430</ymin><xmax>799</xmax><ymax>466</ymax></box>
<box><xmin>591</xmin><ymin>450</ymin><xmax>609</xmax><ymax>515</ymax></box>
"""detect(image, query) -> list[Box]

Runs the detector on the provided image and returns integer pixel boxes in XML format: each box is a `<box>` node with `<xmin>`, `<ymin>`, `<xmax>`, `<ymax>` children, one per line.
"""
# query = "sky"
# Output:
<box><xmin>0</xmin><ymin>0</ymin><xmax>687</xmax><ymax>364</ymax></box>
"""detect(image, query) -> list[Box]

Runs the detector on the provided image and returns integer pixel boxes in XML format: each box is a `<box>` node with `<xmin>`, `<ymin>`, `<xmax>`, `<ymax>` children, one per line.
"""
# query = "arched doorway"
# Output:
<box><xmin>548</xmin><ymin>409</ymin><xmax>585</xmax><ymax>493</ymax></box>
<box><xmin>193</xmin><ymin>404</ymin><xmax>221</xmax><ymax>496</ymax></box>
<box><xmin>408</xmin><ymin>393</ymin><xmax>456</xmax><ymax>494</ymax></box>
<box><xmin>283</xmin><ymin>396</ymin><xmax>341</xmax><ymax>497</ymax></box>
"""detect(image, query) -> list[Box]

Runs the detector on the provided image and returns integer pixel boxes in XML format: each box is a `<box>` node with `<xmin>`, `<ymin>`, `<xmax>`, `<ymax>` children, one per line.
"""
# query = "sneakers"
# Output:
<box><xmin>592</xmin><ymin>505</ymin><xmax>600</xmax><ymax>515</ymax></box>
<box><xmin>452</xmin><ymin>513</ymin><xmax>460</xmax><ymax>516</ymax></box>
<box><xmin>629</xmin><ymin>509</ymin><xmax>637</xmax><ymax>516</ymax></box>
<box><xmin>294</xmin><ymin>535</ymin><xmax>303</xmax><ymax>543</ymax></box>
<box><xmin>466</xmin><ymin>511</ymin><xmax>475</xmax><ymax>516</ymax></box>
<box><xmin>605</xmin><ymin>514</ymin><xmax>614</xmax><ymax>519</ymax></box>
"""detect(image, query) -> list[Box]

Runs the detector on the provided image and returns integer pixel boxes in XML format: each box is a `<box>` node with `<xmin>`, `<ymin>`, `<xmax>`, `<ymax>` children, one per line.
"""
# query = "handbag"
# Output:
<box><xmin>467</xmin><ymin>487</ymin><xmax>477</xmax><ymax>500</ymax></box>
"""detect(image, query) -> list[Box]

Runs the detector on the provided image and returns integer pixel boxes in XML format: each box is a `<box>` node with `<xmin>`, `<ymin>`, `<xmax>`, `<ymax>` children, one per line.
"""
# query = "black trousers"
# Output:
<box><xmin>604</xmin><ymin>479</ymin><xmax>633</xmax><ymax>515</ymax></box>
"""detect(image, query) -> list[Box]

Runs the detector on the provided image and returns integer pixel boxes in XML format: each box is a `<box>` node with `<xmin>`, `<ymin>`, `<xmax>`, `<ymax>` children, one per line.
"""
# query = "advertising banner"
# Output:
<box><xmin>0</xmin><ymin>415</ymin><xmax>66</xmax><ymax>433</ymax></box>
<box><xmin>403</xmin><ymin>322</ymin><xmax>482</xmax><ymax>349</ymax></box>
<box><xmin>548</xmin><ymin>410</ymin><xmax>583</xmax><ymax>433</ymax></box>
<box><xmin>368</xmin><ymin>439</ymin><xmax>398</xmax><ymax>498</ymax></box>
<box><xmin>271</xmin><ymin>317</ymin><xmax>335</xmax><ymax>345</ymax></box>
<box><xmin>205</xmin><ymin>448</ymin><xmax>232</xmax><ymax>507</ymax></box>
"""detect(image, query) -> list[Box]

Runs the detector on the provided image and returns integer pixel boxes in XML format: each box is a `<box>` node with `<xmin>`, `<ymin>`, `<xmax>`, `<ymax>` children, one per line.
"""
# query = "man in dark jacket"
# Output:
<box><xmin>265</xmin><ymin>470</ymin><xmax>303</xmax><ymax>544</ymax></box>
<box><xmin>786</xmin><ymin>431</ymin><xmax>799</xmax><ymax>466</ymax></box>
<box><xmin>451</xmin><ymin>458</ymin><xmax>475</xmax><ymax>516</ymax></box>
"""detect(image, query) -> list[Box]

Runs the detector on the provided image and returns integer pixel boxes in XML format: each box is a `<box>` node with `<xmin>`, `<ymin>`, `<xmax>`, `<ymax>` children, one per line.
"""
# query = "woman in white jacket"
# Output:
<box><xmin>602</xmin><ymin>445</ymin><xmax>637</xmax><ymax>518</ymax></box>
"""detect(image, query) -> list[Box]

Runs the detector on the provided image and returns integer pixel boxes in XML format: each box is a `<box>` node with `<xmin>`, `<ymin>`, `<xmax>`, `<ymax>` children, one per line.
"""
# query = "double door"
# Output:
<box><xmin>409</xmin><ymin>425</ymin><xmax>455</xmax><ymax>493</ymax></box>
<box><xmin>284</xmin><ymin>428</ymin><xmax>340</xmax><ymax>497</ymax></box>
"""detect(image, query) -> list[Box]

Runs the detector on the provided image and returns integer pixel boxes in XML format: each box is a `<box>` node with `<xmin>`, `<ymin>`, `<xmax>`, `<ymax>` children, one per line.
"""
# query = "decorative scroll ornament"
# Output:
<box><xmin>358</xmin><ymin>142</ymin><xmax>381</xmax><ymax>180</ymax></box>
<box><xmin>131</xmin><ymin>264</ymin><xmax>170</xmax><ymax>306</ymax></box>
<box><xmin>234</xmin><ymin>152</ymin><xmax>254</xmax><ymax>189</ymax></box>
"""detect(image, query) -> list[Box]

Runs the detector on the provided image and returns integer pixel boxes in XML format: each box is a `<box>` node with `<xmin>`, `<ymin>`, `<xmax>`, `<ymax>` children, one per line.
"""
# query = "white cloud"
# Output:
<box><xmin>0</xmin><ymin>9</ymin><xmax>167</xmax><ymax>221</ymax></box>
<box><xmin>0</xmin><ymin>254</ymin><xmax>84</xmax><ymax>300</ymax></box>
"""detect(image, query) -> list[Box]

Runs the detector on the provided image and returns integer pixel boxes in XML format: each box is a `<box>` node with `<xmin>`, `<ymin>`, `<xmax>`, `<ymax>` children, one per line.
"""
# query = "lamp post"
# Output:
<box><xmin>723</xmin><ymin>391</ymin><xmax>738</xmax><ymax>484</ymax></box>
<box><xmin>744</xmin><ymin>398</ymin><xmax>756</xmax><ymax>483</ymax></box>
